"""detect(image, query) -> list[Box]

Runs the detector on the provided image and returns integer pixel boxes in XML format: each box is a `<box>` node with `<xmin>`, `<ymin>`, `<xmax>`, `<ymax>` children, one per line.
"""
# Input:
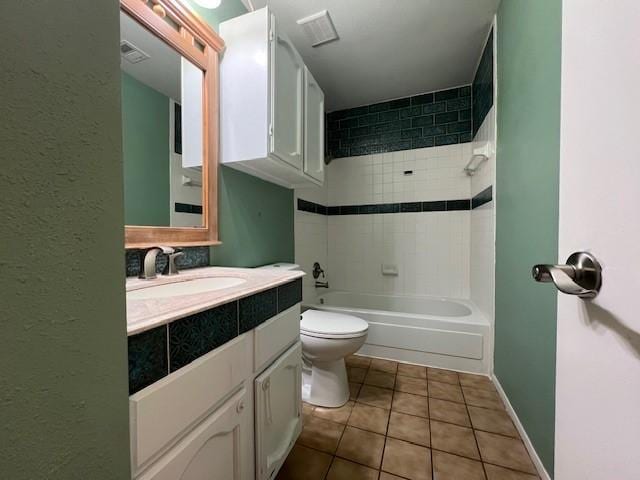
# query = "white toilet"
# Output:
<box><xmin>300</xmin><ymin>309</ymin><xmax>368</xmax><ymax>407</ymax></box>
<box><xmin>258</xmin><ymin>263</ymin><xmax>369</xmax><ymax>408</ymax></box>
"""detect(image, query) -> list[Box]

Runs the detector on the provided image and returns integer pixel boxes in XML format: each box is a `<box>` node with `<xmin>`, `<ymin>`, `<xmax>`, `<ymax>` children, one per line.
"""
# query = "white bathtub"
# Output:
<box><xmin>304</xmin><ymin>291</ymin><xmax>491</xmax><ymax>374</ymax></box>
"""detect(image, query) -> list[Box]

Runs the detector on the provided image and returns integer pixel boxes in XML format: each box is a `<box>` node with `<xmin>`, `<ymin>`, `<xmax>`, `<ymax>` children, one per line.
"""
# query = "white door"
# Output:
<box><xmin>554</xmin><ymin>1</ymin><xmax>640</xmax><ymax>478</ymax></box>
<box><xmin>255</xmin><ymin>342</ymin><xmax>302</xmax><ymax>480</ymax></box>
<box><xmin>270</xmin><ymin>18</ymin><xmax>304</xmax><ymax>171</ymax></box>
<box><xmin>303</xmin><ymin>67</ymin><xmax>325</xmax><ymax>183</ymax></box>
<box><xmin>137</xmin><ymin>388</ymin><xmax>252</xmax><ymax>480</ymax></box>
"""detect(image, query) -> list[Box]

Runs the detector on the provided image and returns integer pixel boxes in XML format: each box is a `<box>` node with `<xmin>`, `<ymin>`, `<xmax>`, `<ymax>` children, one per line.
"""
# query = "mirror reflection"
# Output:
<box><xmin>120</xmin><ymin>12</ymin><xmax>204</xmax><ymax>228</ymax></box>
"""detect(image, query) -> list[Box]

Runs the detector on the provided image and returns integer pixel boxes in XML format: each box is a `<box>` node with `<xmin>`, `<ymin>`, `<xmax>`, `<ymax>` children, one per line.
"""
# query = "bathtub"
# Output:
<box><xmin>304</xmin><ymin>291</ymin><xmax>491</xmax><ymax>374</ymax></box>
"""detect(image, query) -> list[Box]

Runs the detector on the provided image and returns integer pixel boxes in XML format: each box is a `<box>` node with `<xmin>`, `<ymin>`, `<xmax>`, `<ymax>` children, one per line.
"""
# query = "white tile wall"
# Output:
<box><xmin>328</xmin><ymin>144</ymin><xmax>473</xmax><ymax>206</ymax></box>
<box><xmin>470</xmin><ymin>106</ymin><xmax>496</xmax><ymax>323</ymax></box>
<box><xmin>294</xmin><ymin>181</ymin><xmax>328</xmax><ymax>302</ymax></box>
<box><xmin>326</xmin><ymin>144</ymin><xmax>472</xmax><ymax>299</ymax></box>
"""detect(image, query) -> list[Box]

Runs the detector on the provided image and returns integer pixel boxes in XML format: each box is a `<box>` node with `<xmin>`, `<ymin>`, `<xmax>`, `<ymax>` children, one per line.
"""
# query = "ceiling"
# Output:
<box><xmin>243</xmin><ymin>0</ymin><xmax>499</xmax><ymax>111</ymax></box>
<box><xmin>120</xmin><ymin>12</ymin><xmax>182</xmax><ymax>100</ymax></box>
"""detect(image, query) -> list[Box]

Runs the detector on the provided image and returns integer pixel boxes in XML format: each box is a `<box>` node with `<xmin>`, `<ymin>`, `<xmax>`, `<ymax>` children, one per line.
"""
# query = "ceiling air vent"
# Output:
<box><xmin>296</xmin><ymin>10</ymin><xmax>339</xmax><ymax>47</ymax></box>
<box><xmin>120</xmin><ymin>40</ymin><xmax>150</xmax><ymax>64</ymax></box>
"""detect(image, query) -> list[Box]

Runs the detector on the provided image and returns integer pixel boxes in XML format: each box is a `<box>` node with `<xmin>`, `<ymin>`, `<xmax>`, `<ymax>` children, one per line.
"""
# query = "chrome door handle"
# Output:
<box><xmin>532</xmin><ymin>251</ymin><xmax>602</xmax><ymax>299</ymax></box>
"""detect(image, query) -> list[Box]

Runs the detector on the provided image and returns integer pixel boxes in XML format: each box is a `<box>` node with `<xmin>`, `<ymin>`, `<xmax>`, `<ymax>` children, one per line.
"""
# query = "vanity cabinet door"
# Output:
<box><xmin>136</xmin><ymin>388</ymin><xmax>252</xmax><ymax>480</ymax></box>
<box><xmin>255</xmin><ymin>342</ymin><xmax>302</xmax><ymax>480</ymax></box>
<box><xmin>270</xmin><ymin>18</ymin><xmax>304</xmax><ymax>171</ymax></box>
<box><xmin>303</xmin><ymin>67</ymin><xmax>325</xmax><ymax>183</ymax></box>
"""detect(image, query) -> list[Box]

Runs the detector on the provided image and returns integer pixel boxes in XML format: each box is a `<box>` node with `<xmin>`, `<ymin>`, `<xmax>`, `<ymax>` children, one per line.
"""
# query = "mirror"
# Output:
<box><xmin>120</xmin><ymin>11</ymin><xmax>204</xmax><ymax>228</ymax></box>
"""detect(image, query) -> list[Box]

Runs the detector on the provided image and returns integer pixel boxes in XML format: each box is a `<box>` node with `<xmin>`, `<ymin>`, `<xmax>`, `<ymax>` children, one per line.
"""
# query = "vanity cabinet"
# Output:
<box><xmin>130</xmin><ymin>304</ymin><xmax>302</xmax><ymax>480</ymax></box>
<box><xmin>220</xmin><ymin>8</ymin><xmax>324</xmax><ymax>189</ymax></box>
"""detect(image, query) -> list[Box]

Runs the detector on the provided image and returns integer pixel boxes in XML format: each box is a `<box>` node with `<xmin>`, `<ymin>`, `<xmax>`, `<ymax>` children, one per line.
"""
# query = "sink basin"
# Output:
<box><xmin>127</xmin><ymin>277</ymin><xmax>247</xmax><ymax>300</ymax></box>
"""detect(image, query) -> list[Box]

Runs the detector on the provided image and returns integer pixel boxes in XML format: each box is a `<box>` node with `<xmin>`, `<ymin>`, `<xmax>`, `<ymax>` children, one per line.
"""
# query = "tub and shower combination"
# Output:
<box><xmin>304</xmin><ymin>291</ymin><xmax>491</xmax><ymax>374</ymax></box>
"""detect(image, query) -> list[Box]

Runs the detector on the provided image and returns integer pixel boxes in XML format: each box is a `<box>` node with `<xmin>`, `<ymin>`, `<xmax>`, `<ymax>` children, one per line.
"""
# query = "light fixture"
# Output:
<box><xmin>193</xmin><ymin>0</ymin><xmax>222</xmax><ymax>8</ymax></box>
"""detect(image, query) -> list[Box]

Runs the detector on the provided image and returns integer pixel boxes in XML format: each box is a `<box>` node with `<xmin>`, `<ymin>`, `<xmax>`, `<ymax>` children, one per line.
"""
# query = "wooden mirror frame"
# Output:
<box><xmin>121</xmin><ymin>0</ymin><xmax>224</xmax><ymax>248</ymax></box>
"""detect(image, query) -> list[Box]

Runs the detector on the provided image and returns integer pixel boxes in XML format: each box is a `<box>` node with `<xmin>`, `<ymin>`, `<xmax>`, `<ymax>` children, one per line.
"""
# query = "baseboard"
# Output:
<box><xmin>491</xmin><ymin>374</ymin><xmax>551</xmax><ymax>480</ymax></box>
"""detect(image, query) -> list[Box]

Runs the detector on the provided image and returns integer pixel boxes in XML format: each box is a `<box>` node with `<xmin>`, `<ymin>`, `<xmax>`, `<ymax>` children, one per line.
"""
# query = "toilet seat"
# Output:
<box><xmin>301</xmin><ymin>310</ymin><xmax>368</xmax><ymax>339</ymax></box>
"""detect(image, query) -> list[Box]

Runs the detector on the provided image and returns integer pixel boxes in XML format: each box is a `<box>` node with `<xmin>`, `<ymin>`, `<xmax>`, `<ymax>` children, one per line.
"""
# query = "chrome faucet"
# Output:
<box><xmin>312</xmin><ymin>262</ymin><xmax>329</xmax><ymax>289</ymax></box>
<box><xmin>140</xmin><ymin>246</ymin><xmax>174</xmax><ymax>280</ymax></box>
<box><xmin>163</xmin><ymin>250</ymin><xmax>184</xmax><ymax>276</ymax></box>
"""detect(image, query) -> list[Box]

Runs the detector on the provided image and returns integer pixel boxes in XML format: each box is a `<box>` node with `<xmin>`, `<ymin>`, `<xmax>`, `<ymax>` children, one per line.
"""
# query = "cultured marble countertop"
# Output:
<box><xmin>126</xmin><ymin>266</ymin><xmax>304</xmax><ymax>336</ymax></box>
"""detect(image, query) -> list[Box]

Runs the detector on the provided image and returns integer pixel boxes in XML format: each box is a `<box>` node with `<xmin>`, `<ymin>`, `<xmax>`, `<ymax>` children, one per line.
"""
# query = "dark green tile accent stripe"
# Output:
<box><xmin>472</xmin><ymin>186</ymin><xmax>493</xmax><ymax>209</ymax></box>
<box><xmin>169</xmin><ymin>302</ymin><xmax>238</xmax><ymax>372</ymax></box>
<box><xmin>239</xmin><ymin>288</ymin><xmax>278</xmax><ymax>334</ymax></box>
<box><xmin>327</xmin><ymin>86</ymin><xmax>473</xmax><ymax>159</ymax></box>
<box><xmin>128</xmin><ymin>326</ymin><xmax>168</xmax><ymax>395</ymax></box>
<box><xmin>128</xmin><ymin>278</ymin><xmax>302</xmax><ymax>394</ymax></box>
<box><xmin>297</xmin><ymin>199</ymin><xmax>474</xmax><ymax>215</ymax></box>
<box><xmin>125</xmin><ymin>246</ymin><xmax>209</xmax><ymax>277</ymax></box>
<box><xmin>473</xmin><ymin>29</ymin><xmax>494</xmax><ymax>137</ymax></box>
<box><xmin>278</xmin><ymin>279</ymin><xmax>303</xmax><ymax>313</ymax></box>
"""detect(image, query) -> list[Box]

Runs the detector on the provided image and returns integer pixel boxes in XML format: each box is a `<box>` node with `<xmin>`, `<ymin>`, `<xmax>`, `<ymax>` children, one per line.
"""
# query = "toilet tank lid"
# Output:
<box><xmin>301</xmin><ymin>309</ymin><xmax>368</xmax><ymax>336</ymax></box>
<box><xmin>257</xmin><ymin>263</ymin><xmax>300</xmax><ymax>270</ymax></box>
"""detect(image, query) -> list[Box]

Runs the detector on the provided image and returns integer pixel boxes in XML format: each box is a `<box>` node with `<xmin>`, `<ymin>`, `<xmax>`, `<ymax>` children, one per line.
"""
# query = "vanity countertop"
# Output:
<box><xmin>126</xmin><ymin>266</ymin><xmax>304</xmax><ymax>336</ymax></box>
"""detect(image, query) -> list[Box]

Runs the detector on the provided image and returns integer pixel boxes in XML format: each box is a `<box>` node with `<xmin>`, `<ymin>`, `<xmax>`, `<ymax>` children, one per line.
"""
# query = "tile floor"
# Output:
<box><xmin>276</xmin><ymin>355</ymin><xmax>539</xmax><ymax>480</ymax></box>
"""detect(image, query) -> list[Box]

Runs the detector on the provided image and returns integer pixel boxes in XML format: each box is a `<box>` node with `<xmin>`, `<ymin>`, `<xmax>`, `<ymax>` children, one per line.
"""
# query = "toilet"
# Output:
<box><xmin>259</xmin><ymin>263</ymin><xmax>369</xmax><ymax>407</ymax></box>
<box><xmin>300</xmin><ymin>309</ymin><xmax>368</xmax><ymax>407</ymax></box>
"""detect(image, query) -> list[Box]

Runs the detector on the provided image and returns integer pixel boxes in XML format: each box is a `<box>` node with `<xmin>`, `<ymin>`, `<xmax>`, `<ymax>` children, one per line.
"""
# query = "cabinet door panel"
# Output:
<box><xmin>255</xmin><ymin>342</ymin><xmax>303</xmax><ymax>480</ymax></box>
<box><xmin>137</xmin><ymin>388</ymin><xmax>252</xmax><ymax>480</ymax></box>
<box><xmin>303</xmin><ymin>67</ymin><xmax>325</xmax><ymax>183</ymax></box>
<box><xmin>271</xmin><ymin>21</ymin><xmax>304</xmax><ymax>170</ymax></box>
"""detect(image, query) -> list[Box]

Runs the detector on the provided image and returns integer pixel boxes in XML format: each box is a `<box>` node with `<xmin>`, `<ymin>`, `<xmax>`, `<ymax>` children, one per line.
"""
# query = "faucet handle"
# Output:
<box><xmin>163</xmin><ymin>250</ymin><xmax>184</xmax><ymax>276</ymax></box>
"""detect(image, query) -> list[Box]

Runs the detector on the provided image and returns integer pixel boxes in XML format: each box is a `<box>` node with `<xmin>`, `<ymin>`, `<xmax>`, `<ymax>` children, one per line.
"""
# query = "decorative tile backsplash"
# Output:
<box><xmin>472</xmin><ymin>29</ymin><xmax>494</xmax><ymax>138</ymax></box>
<box><xmin>128</xmin><ymin>278</ymin><xmax>302</xmax><ymax>394</ymax></box>
<box><xmin>327</xmin><ymin>86</ymin><xmax>472</xmax><ymax>159</ymax></box>
<box><xmin>125</xmin><ymin>246</ymin><xmax>210</xmax><ymax>277</ymax></box>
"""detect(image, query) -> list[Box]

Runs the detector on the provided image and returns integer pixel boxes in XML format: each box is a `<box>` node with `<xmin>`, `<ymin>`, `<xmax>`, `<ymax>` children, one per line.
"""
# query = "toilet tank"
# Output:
<box><xmin>257</xmin><ymin>263</ymin><xmax>301</xmax><ymax>271</ymax></box>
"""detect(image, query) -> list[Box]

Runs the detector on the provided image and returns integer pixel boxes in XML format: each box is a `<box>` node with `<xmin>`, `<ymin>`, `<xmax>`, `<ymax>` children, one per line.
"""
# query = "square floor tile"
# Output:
<box><xmin>428</xmin><ymin>368</ymin><xmax>460</xmax><ymax>385</ymax></box>
<box><xmin>397</xmin><ymin>363</ymin><xmax>427</xmax><ymax>379</ymax></box>
<box><xmin>468</xmin><ymin>406</ymin><xmax>518</xmax><ymax>437</ymax></box>
<box><xmin>326</xmin><ymin>457</ymin><xmax>379</xmax><ymax>480</ymax></box>
<box><xmin>364</xmin><ymin>369</ymin><xmax>396</xmax><ymax>389</ymax></box>
<box><xmin>484</xmin><ymin>463</ymin><xmax>539</xmax><ymax>480</ymax></box>
<box><xmin>348</xmin><ymin>366</ymin><xmax>367</xmax><ymax>383</ymax></box>
<box><xmin>379</xmin><ymin>474</ymin><xmax>405</xmax><ymax>480</ymax></box>
<box><xmin>428</xmin><ymin>380</ymin><xmax>465</xmax><ymax>403</ymax></box>
<box><xmin>475</xmin><ymin>431</ymin><xmax>536</xmax><ymax>474</ymax></box>
<box><xmin>313</xmin><ymin>401</ymin><xmax>355</xmax><ymax>424</ymax></box>
<box><xmin>459</xmin><ymin>372</ymin><xmax>496</xmax><ymax>391</ymax></box>
<box><xmin>430</xmin><ymin>420</ymin><xmax>480</xmax><ymax>460</ymax></box>
<box><xmin>346</xmin><ymin>355</ymin><xmax>372</xmax><ymax>369</ymax></box>
<box><xmin>297</xmin><ymin>415</ymin><xmax>345</xmax><ymax>454</ymax></box>
<box><xmin>396</xmin><ymin>375</ymin><xmax>428</xmax><ymax>396</ymax></box>
<box><xmin>382</xmin><ymin>437</ymin><xmax>432</xmax><ymax>480</ymax></box>
<box><xmin>429</xmin><ymin>398</ymin><xmax>471</xmax><ymax>427</ymax></box>
<box><xmin>358</xmin><ymin>384</ymin><xmax>394</xmax><ymax>409</ymax></box>
<box><xmin>348</xmin><ymin>402</ymin><xmax>390</xmax><ymax>434</ymax></box>
<box><xmin>392</xmin><ymin>391</ymin><xmax>429</xmax><ymax>417</ymax></box>
<box><xmin>276</xmin><ymin>444</ymin><xmax>332</xmax><ymax>480</ymax></box>
<box><xmin>462</xmin><ymin>386</ymin><xmax>504</xmax><ymax>410</ymax></box>
<box><xmin>349</xmin><ymin>382</ymin><xmax>362</xmax><ymax>401</ymax></box>
<box><xmin>336</xmin><ymin>426</ymin><xmax>386</xmax><ymax>468</ymax></box>
<box><xmin>432</xmin><ymin>450</ymin><xmax>486</xmax><ymax>480</ymax></box>
<box><xmin>371</xmin><ymin>358</ymin><xmax>399</xmax><ymax>373</ymax></box>
<box><xmin>387</xmin><ymin>411</ymin><xmax>430</xmax><ymax>446</ymax></box>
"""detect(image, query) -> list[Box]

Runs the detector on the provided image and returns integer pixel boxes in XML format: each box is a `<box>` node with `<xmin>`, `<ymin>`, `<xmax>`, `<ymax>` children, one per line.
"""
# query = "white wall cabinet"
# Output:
<box><xmin>220</xmin><ymin>8</ymin><xmax>324</xmax><ymax>189</ymax></box>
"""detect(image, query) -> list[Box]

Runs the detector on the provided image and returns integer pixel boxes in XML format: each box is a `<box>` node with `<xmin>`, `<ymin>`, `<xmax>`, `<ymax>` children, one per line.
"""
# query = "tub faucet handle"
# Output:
<box><xmin>312</xmin><ymin>262</ymin><xmax>325</xmax><ymax>279</ymax></box>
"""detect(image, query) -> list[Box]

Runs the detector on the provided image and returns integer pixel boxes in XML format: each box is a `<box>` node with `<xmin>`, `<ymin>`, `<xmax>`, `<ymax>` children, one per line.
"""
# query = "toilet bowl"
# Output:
<box><xmin>300</xmin><ymin>309</ymin><xmax>368</xmax><ymax>407</ymax></box>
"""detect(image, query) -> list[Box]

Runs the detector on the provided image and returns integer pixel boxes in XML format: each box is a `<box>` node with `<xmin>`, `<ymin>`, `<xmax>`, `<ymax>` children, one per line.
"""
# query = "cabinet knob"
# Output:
<box><xmin>236</xmin><ymin>400</ymin><xmax>245</xmax><ymax>414</ymax></box>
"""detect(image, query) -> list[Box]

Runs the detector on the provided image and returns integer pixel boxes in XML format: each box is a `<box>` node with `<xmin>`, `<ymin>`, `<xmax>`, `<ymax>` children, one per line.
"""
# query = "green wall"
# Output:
<box><xmin>121</xmin><ymin>72</ymin><xmax>171</xmax><ymax>226</ymax></box>
<box><xmin>213</xmin><ymin>166</ymin><xmax>295</xmax><ymax>267</ymax></box>
<box><xmin>495</xmin><ymin>0</ymin><xmax>561</xmax><ymax>474</ymax></box>
<box><xmin>1</xmin><ymin>0</ymin><xmax>130</xmax><ymax>478</ymax></box>
<box><xmin>183</xmin><ymin>0</ymin><xmax>296</xmax><ymax>267</ymax></box>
